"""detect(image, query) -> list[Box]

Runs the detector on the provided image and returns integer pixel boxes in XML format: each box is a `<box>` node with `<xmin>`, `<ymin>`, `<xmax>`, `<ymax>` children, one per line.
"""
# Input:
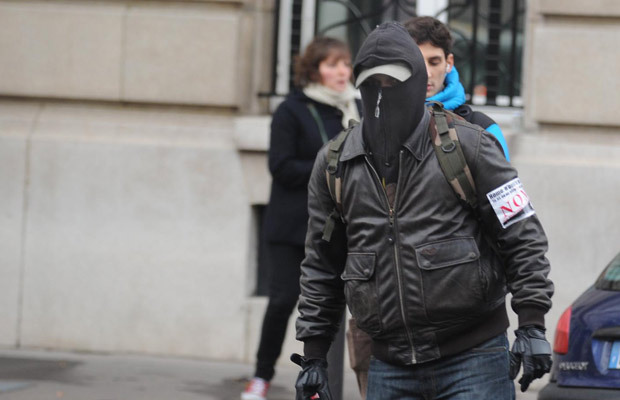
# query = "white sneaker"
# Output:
<box><xmin>241</xmin><ymin>377</ymin><xmax>270</xmax><ymax>400</ymax></box>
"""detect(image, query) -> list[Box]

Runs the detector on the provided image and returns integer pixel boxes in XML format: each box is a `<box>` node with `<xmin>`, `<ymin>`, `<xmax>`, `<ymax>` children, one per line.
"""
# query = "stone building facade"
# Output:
<box><xmin>0</xmin><ymin>0</ymin><xmax>618</xmax><ymax>366</ymax></box>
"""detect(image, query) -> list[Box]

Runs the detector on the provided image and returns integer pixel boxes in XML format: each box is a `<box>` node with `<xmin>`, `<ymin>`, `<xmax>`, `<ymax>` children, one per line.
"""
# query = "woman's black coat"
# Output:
<box><xmin>263</xmin><ymin>90</ymin><xmax>355</xmax><ymax>246</ymax></box>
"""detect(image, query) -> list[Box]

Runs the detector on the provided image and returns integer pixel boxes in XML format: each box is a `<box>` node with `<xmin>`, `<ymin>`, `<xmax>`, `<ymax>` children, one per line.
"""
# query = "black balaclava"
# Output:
<box><xmin>354</xmin><ymin>22</ymin><xmax>428</xmax><ymax>185</ymax></box>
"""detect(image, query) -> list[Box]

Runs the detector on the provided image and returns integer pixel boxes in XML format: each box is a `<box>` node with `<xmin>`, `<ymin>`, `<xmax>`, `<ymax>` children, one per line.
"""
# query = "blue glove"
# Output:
<box><xmin>426</xmin><ymin>66</ymin><xmax>466</xmax><ymax>110</ymax></box>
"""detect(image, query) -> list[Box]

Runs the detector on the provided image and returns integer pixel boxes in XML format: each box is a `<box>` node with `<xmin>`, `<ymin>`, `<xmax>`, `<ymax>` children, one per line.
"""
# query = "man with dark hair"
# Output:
<box><xmin>404</xmin><ymin>16</ymin><xmax>510</xmax><ymax>160</ymax></box>
<box><xmin>291</xmin><ymin>21</ymin><xmax>553</xmax><ymax>400</ymax></box>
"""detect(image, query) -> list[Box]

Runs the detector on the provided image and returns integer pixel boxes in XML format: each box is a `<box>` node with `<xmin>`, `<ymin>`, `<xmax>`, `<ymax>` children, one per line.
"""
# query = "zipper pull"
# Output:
<box><xmin>374</xmin><ymin>88</ymin><xmax>382</xmax><ymax>118</ymax></box>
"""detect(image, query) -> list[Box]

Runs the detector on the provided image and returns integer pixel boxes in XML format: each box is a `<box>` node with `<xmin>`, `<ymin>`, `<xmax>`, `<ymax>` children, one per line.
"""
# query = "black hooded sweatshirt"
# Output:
<box><xmin>354</xmin><ymin>22</ymin><xmax>428</xmax><ymax>188</ymax></box>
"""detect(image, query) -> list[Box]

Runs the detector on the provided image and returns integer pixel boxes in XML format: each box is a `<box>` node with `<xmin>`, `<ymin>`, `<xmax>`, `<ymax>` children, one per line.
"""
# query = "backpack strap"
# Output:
<box><xmin>428</xmin><ymin>101</ymin><xmax>478</xmax><ymax>210</ymax></box>
<box><xmin>322</xmin><ymin>122</ymin><xmax>356</xmax><ymax>242</ymax></box>
<box><xmin>307</xmin><ymin>103</ymin><xmax>329</xmax><ymax>144</ymax></box>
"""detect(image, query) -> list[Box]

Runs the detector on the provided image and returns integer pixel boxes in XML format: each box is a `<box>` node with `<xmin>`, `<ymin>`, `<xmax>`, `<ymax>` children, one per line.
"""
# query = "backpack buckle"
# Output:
<box><xmin>441</xmin><ymin>142</ymin><xmax>456</xmax><ymax>153</ymax></box>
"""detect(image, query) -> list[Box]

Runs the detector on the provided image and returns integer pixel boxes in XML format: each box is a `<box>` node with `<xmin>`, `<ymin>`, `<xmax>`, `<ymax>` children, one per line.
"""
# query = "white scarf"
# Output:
<box><xmin>303</xmin><ymin>83</ymin><xmax>360</xmax><ymax>128</ymax></box>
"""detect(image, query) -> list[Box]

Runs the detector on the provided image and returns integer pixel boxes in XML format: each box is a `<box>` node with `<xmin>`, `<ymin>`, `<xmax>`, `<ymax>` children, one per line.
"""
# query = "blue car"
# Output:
<box><xmin>539</xmin><ymin>251</ymin><xmax>620</xmax><ymax>399</ymax></box>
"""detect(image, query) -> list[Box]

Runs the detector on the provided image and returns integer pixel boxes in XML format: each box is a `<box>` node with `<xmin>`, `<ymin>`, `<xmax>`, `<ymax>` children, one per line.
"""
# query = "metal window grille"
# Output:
<box><xmin>267</xmin><ymin>0</ymin><xmax>524</xmax><ymax>107</ymax></box>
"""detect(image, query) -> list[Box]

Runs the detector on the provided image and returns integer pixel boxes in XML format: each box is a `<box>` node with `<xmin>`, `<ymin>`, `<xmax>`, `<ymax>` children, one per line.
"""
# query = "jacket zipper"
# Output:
<box><xmin>364</xmin><ymin>151</ymin><xmax>417</xmax><ymax>364</ymax></box>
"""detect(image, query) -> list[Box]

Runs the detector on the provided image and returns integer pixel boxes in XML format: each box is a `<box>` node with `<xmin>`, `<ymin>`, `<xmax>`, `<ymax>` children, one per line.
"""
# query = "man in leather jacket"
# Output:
<box><xmin>293</xmin><ymin>22</ymin><xmax>554</xmax><ymax>400</ymax></box>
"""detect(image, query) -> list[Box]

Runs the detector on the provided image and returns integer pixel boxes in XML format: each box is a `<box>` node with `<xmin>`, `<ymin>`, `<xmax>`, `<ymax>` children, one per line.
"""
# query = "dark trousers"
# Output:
<box><xmin>254</xmin><ymin>242</ymin><xmax>304</xmax><ymax>381</ymax></box>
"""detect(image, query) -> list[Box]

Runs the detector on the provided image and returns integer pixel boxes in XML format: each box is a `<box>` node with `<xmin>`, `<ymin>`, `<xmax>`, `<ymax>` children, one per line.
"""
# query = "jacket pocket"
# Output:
<box><xmin>415</xmin><ymin>237</ymin><xmax>484</xmax><ymax>323</ymax></box>
<box><xmin>341</xmin><ymin>253</ymin><xmax>381</xmax><ymax>335</ymax></box>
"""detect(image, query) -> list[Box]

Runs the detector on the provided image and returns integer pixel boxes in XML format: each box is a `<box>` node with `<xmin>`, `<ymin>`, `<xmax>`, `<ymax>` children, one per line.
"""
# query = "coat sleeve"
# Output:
<box><xmin>295</xmin><ymin>148</ymin><xmax>348</xmax><ymax>358</ymax></box>
<box><xmin>470</xmin><ymin>128</ymin><xmax>554</xmax><ymax>328</ymax></box>
<box><xmin>268</xmin><ymin>102</ymin><xmax>316</xmax><ymax>189</ymax></box>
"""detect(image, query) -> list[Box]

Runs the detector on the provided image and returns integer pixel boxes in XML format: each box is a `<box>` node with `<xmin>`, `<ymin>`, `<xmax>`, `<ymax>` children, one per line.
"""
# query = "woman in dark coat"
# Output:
<box><xmin>242</xmin><ymin>37</ymin><xmax>359</xmax><ymax>400</ymax></box>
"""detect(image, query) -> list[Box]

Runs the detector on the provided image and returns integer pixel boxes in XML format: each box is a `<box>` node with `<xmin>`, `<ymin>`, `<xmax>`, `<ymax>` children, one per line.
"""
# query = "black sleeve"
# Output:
<box><xmin>295</xmin><ymin>149</ymin><xmax>348</xmax><ymax>358</ymax></box>
<box><xmin>268</xmin><ymin>101</ymin><xmax>316</xmax><ymax>189</ymax></box>
<box><xmin>467</xmin><ymin>126</ymin><xmax>554</xmax><ymax>328</ymax></box>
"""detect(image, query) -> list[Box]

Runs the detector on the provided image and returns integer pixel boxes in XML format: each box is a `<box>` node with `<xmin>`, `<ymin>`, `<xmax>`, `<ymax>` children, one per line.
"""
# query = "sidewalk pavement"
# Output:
<box><xmin>0</xmin><ymin>347</ymin><xmax>540</xmax><ymax>399</ymax></box>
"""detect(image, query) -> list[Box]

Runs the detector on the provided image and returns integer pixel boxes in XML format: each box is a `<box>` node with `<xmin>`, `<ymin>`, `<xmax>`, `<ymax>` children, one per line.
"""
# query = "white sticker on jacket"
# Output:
<box><xmin>486</xmin><ymin>177</ymin><xmax>535</xmax><ymax>228</ymax></box>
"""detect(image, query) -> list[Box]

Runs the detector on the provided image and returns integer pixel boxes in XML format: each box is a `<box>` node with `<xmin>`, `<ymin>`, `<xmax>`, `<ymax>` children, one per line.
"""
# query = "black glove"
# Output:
<box><xmin>509</xmin><ymin>325</ymin><xmax>553</xmax><ymax>392</ymax></box>
<box><xmin>291</xmin><ymin>353</ymin><xmax>332</xmax><ymax>400</ymax></box>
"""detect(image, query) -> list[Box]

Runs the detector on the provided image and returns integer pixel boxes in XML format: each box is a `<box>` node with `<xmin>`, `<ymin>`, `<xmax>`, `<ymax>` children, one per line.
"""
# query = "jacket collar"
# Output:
<box><xmin>340</xmin><ymin>109</ymin><xmax>431</xmax><ymax>162</ymax></box>
<box><xmin>340</xmin><ymin>123</ymin><xmax>366</xmax><ymax>161</ymax></box>
<box><xmin>402</xmin><ymin>109</ymin><xmax>431</xmax><ymax>160</ymax></box>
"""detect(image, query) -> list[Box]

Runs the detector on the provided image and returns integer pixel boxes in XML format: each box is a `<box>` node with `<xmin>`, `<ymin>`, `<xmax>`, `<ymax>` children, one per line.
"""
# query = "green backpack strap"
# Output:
<box><xmin>428</xmin><ymin>101</ymin><xmax>478</xmax><ymax>210</ymax></box>
<box><xmin>322</xmin><ymin>122</ymin><xmax>356</xmax><ymax>242</ymax></box>
<box><xmin>307</xmin><ymin>103</ymin><xmax>329</xmax><ymax>144</ymax></box>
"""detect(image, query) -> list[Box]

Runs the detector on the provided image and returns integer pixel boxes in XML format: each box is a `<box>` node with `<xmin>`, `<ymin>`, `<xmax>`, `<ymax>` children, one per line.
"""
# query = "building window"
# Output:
<box><xmin>271</xmin><ymin>0</ymin><xmax>524</xmax><ymax>107</ymax></box>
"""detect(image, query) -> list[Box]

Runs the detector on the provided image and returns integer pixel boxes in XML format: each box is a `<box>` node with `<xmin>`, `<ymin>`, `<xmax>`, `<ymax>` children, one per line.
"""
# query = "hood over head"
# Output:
<box><xmin>353</xmin><ymin>21</ymin><xmax>427</xmax><ymax>184</ymax></box>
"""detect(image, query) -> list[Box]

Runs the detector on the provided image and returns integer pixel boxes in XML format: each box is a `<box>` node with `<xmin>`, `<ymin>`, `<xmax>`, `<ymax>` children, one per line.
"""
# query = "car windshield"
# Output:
<box><xmin>595</xmin><ymin>252</ymin><xmax>620</xmax><ymax>291</ymax></box>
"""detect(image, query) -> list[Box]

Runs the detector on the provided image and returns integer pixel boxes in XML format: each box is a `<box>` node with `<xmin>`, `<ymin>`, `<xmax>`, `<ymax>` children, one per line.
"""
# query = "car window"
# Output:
<box><xmin>595</xmin><ymin>252</ymin><xmax>620</xmax><ymax>291</ymax></box>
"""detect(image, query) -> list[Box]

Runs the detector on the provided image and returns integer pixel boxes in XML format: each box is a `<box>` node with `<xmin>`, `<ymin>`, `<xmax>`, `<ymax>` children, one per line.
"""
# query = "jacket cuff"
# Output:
<box><xmin>303</xmin><ymin>337</ymin><xmax>331</xmax><ymax>360</ymax></box>
<box><xmin>517</xmin><ymin>306</ymin><xmax>546</xmax><ymax>329</ymax></box>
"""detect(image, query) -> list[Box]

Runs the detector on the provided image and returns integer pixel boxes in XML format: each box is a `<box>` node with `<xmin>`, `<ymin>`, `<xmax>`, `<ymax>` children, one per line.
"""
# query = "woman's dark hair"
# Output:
<box><xmin>294</xmin><ymin>36</ymin><xmax>351</xmax><ymax>88</ymax></box>
<box><xmin>403</xmin><ymin>16</ymin><xmax>453</xmax><ymax>57</ymax></box>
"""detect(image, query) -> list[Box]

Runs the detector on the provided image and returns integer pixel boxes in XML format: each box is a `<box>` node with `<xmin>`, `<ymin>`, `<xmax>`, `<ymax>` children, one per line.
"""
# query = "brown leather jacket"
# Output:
<box><xmin>296</xmin><ymin>111</ymin><xmax>554</xmax><ymax>366</ymax></box>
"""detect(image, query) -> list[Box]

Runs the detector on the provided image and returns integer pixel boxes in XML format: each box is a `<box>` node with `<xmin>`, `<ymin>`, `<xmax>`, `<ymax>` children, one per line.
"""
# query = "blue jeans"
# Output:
<box><xmin>366</xmin><ymin>333</ymin><xmax>515</xmax><ymax>400</ymax></box>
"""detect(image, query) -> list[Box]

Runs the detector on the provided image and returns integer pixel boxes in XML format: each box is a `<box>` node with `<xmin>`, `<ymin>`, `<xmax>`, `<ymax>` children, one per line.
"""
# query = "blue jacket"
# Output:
<box><xmin>427</xmin><ymin>67</ymin><xmax>510</xmax><ymax>161</ymax></box>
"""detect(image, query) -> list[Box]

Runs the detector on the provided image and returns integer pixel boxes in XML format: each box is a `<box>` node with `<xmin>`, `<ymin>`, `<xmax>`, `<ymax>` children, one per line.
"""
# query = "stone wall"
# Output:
<box><xmin>516</xmin><ymin>0</ymin><xmax>620</xmax><ymax>345</ymax></box>
<box><xmin>1</xmin><ymin>0</ymin><xmax>619</xmax><ymax>369</ymax></box>
<box><xmin>0</xmin><ymin>0</ymin><xmax>278</xmax><ymax>362</ymax></box>
<box><xmin>524</xmin><ymin>0</ymin><xmax>620</xmax><ymax>128</ymax></box>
